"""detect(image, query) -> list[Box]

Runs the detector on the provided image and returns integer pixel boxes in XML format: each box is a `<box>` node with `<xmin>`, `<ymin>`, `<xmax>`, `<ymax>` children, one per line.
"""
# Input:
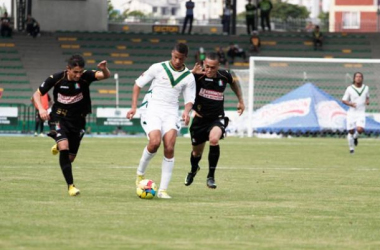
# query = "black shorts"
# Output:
<box><xmin>189</xmin><ymin>116</ymin><xmax>229</xmax><ymax>146</ymax></box>
<box><xmin>48</xmin><ymin>114</ymin><xmax>86</xmax><ymax>156</ymax></box>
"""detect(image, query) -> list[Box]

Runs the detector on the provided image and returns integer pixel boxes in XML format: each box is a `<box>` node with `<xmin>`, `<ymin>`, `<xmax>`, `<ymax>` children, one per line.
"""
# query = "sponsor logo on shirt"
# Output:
<box><xmin>75</xmin><ymin>83</ymin><xmax>80</xmax><ymax>89</ymax></box>
<box><xmin>205</xmin><ymin>78</ymin><xmax>213</xmax><ymax>82</ymax></box>
<box><xmin>218</xmin><ymin>80</ymin><xmax>224</xmax><ymax>86</ymax></box>
<box><xmin>57</xmin><ymin>92</ymin><xmax>83</xmax><ymax>104</ymax></box>
<box><xmin>199</xmin><ymin>88</ymin><xmax>223</xmax><ymax>101</ymax></box>
<box><xmin>60</xmin><ymin>86</ymin><xmax>69</xmax><ymax>89</ymax></box>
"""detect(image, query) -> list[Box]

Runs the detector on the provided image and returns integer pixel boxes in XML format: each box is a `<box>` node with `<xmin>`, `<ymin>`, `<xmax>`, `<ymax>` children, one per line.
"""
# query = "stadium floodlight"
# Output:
<box><xmin>232</xmin><ymin>57</ymin><xmax>380</xmax><ymax>137</ymax></box>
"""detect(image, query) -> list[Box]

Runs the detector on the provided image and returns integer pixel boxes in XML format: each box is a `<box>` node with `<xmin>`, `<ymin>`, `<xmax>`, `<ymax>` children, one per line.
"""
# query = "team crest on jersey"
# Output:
<box><xmin>218</xmin><ymin>80</ymin><xmax>224</xmax><ymax>86</ymax></box>
<box><xmin>75</xmin><ymin>83</ymin><xmax>80</xmax><ymax>89</ymax></box>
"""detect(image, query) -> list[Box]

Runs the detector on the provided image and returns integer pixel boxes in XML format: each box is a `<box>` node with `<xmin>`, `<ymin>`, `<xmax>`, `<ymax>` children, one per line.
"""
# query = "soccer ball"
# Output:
<box><xmin>136</xmin><ymin>179</ymin><xmax>158</xmax><ymax>199</ymax></box>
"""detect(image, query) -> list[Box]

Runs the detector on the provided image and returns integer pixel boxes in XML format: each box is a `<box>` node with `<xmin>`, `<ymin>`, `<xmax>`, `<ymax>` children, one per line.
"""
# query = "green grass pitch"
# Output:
<box><xmin>1</xmin><ymin>136</ymin><xmax>380</xmax><ymax>249</ymax></box>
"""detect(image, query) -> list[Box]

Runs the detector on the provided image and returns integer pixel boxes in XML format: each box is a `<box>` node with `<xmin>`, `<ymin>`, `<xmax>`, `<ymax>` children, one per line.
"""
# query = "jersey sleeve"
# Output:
<box><xmin>38</xmin><ymin>74</ymin><xmax>58</xmax><ymax>95</ymax></box>
<box><xmin>366</xmin><ymin>86</ymin><xmax>370</xmax><ymax>98</ymax></box>
<box><xmin>183</xmin><ymin>74</ymin><xmax>196</xmax><ymax>105</ymax></box>
<box><xmin>342</xmin><ymin>87</ymin><xmax>350</xmax><ymax>101</ymax></box>
<box><xmin>135</xmin><ymin>63</ymin><xmax>158</xmax><ymax>88</ymax></box>
<box><xmin>226</xmin><ymin>71</ymin><xmax>233</xmax><ymax>85</ymax></box>
<box><xmin>82</xmin><ymin>70</ymin><xmax>97</xmax><ymax>84</ymax></box>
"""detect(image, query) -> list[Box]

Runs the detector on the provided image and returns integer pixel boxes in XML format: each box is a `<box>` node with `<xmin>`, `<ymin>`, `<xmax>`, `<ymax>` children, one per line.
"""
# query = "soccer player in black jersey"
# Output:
<box><xmin>185</xmin><ymin>52</ymin><xmax>245</xmax><ymax>188</ymax></box>
<box><xmin>32</xmin><ymin>55</ymin><xmax>110</xmax><ymax>196</ymax></box>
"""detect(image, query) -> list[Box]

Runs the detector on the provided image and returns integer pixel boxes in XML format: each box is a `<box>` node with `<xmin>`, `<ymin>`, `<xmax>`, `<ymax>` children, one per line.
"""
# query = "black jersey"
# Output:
<box><xmin>38</xmin><ymin>70</ymin><xmax>97</xmax><ymax>117</ymax></box>
<box><xmin>193</xmin><ymin>70</ymin><xmax>233</xmax><ymax>119</ymax></box>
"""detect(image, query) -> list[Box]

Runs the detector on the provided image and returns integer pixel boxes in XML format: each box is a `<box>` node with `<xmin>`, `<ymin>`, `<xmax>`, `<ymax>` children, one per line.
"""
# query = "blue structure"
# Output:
<box><xmin>252</xmin><ymin>83</ymin><xmax>380</xmax><ymax>135</ymax></box>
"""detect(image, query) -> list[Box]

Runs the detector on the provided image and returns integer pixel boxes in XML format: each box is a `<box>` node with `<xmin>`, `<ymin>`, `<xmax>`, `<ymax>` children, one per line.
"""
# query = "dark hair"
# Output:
<box><xmin>353</xmin><ymin>72</ymin><xmax>363</xmax><ymax>83</ymax></box>
<box><xmin>67</xmin><ymin>55</ymin><xmax>85</xmax><ymax>68</ymax></box>
<box><xmin>173</xmin><ymin>43</ymin><xmax>188</xmax><ymax>56</ymax></box>
<box><xmin>206</xmin><ymin>52</ymin><xmax>220</xmax><ymax>61</ymax></box>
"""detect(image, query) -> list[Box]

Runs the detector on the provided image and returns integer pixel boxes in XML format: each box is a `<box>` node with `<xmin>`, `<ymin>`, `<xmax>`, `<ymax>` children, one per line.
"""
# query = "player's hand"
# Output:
<box><xmin>191</xmin><ymin>62</ymin><xmax>204</xmax><ymax>74</ymax></box>
<box><xmin>351</xmin><ymin>102</ymin><xmax>357</xmax><ymax>108</ymax></box>
<box><xmin>182</xmin><ymin>112</ymin><xmax>191</xmax><ymax>126</ymax></box>
<box><xmin>97</xmin><ymin>60</ymin><xmax>108</xmax><ymax>70</ymax></box>
<box><xmin>39</xmin><ymin>109</ymin><xmax>50</xmax><ymax>121</ymax></box>
<box><xmin>237</xmin><ymin>102</ymin><xmax>245</xmax><ymax>116</ymax></box>
<box><xmin>126</xmin><ymin>108</ymin><xmax>136</xmax><ymax>120</ymax></box>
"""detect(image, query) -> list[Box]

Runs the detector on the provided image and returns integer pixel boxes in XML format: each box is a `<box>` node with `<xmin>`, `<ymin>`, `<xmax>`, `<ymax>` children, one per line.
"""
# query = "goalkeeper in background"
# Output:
<box><xmin>342</xmin><ymin>72</ymin><xmax>369</xmax><ymax>154</ymax></box>
<box><xmin>184</xmin><ymin>52</ymin><xmax>245</xmax><ymax>189</ymax></box>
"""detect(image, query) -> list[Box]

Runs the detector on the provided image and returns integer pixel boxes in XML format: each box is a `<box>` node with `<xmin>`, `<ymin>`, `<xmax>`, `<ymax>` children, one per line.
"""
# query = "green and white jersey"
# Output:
<box><xmin>136</xmin><ymin>60</ymin><xmax>196</xmax><ymax>111</ymax></box>
<box><xmin>342</xmin><ymin>84</ymin><xmax>369</xmax><ymax>114</ymax></box>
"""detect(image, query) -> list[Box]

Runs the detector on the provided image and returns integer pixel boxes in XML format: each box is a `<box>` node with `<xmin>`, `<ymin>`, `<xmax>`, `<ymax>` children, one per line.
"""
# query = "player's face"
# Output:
<box><xmin>171</xmin><ymin>50</ymin><xmax>187</xmax><ymax>70</ymax></box>
<box><xmin>67</xmin><ymin>66</ymin><xmax>84</xmax><ymax>81</ymax></box>
<box><xmin>354</xmin><ymin>73</ymin><xmax>363</xmax><ymax>85</ymax></box>
<box><xmin>203</xmin><ymin>58</ymin><xmax>219</xmax><ymax>78</ymax></box>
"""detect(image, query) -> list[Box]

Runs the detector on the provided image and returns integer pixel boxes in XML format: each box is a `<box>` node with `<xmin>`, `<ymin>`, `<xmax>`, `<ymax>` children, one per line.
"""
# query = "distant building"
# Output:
<box><xmin>329</xmin><ymin>0</ymin><xmax>379</xmax><ymax>32</ymax></box>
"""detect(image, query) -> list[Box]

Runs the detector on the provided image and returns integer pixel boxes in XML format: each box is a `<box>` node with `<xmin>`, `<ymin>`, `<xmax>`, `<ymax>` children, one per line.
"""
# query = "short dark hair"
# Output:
<box><xmin>173</xmin><ymin>43</ymin><xmax>189</xmax><ymax>56</ymax></box>
<box><xmin>353</xmin><ymin>72</ymin><xmax>363</xmax><ymax>83</ymax></box>
<box><xmin>206</xmin><ymin>52</ymin><xmax>219</xmax><ymax>62</ymax></box>
<box><xmin>68</xmin><ymin>55</ymin><xmax>85</xmax><ymax>68</ymax></box>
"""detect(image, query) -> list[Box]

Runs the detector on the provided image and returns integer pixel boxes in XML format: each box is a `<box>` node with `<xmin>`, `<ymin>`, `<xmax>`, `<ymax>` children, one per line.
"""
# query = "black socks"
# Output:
<box><xmin>207</xmin><ymin>145</ymin><xmax>220</xmax><ymax>178</ymax></box>
<box><xmin>59</xmin><ymin>150</ymin><xmax>73</xmax><ymax>185</ymax></box>
<box><xmin>190</xmin><ymin>152</ymin><xmax>201</xmax><ymax>174</ymax></box>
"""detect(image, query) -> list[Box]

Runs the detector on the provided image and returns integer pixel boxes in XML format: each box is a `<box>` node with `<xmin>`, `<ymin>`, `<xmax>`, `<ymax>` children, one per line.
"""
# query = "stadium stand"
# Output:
<box><xmin>0</xmin><ymin>31</ymin><xmax>378</xmax><ymax>111</ymax></box>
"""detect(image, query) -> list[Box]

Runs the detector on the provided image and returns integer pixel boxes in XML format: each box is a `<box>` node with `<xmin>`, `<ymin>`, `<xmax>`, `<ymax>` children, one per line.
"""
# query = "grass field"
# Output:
<box><xmin>1</xmin><ymin>136</ymin><xmax>380</xmax><ymax>249</ymax></box>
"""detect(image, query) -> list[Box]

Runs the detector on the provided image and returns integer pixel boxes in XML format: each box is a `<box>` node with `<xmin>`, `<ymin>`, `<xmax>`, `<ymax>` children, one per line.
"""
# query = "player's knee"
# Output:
<box><xmin>209</xmin><ymin>136</ymin><xmax>220</xmax><ymax>145</ymax></box>
<box><xmin>148</xmin><ymin>140</ymin><xmax>161</xmax><ymax>152</ymax></box>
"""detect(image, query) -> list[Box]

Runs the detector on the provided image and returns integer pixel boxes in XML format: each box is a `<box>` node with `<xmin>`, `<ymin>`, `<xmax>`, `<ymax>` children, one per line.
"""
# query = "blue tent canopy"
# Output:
<box><xmin>252</xmin><ymin>83</ymin><xmax>380</xmax><ymax>135</ymax></box>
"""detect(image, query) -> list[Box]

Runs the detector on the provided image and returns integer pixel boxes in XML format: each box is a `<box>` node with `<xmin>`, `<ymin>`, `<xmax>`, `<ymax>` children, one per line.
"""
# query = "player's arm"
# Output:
<box><xmin>95</xmin><ymin>60</ymin><xmax>111</xmax><ymax>80</ymax></box>
<box><xmin>126</xmin><ymin>64</ymin><xmax>156</xmax><ymax>119</ymax></box>
<box><xmin>230</xmin><ymin>79</ymin><xmax>245</xmax><ymax>115</ymax></box>
<box><xmin>182</xmin><ymin>76</ymin><xmax>196</xmax><ymax>125</ymax></box>
<box><xmin>342</xmin><ymin>89</ymin><xmax>356</xmax><ymax>108</ymax></box>
<box><xmin>127</xmin><ymin>83</ymin><xmax>141</xmax><ymax>119</ymax></box>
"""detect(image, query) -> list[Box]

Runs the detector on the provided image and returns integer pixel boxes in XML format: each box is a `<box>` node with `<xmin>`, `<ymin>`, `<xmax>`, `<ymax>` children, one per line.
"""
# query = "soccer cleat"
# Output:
<box><xmin>207</xmin><ymin>177</ymin><xmax>217</xmax><ymax>189</ymax></box>
<box><xmin>354</xmin><ymin>138</ymin><xmax>358</xmax><ymax>146</ymax></box>
<box><xmin>39</xmin><ymin>133</ymin><xmax>45</xmax><ymax>137</ymax></box>
<box><xmin>51</xmin><ymin>144</ymin><xmax>59</xmax><ymax>155</ymax></box>
<box><xmin>157</xmin><ymin>190</ymin><xmax>172</xmax><ymax>199</ymax></box>
<box><xmin>184</xmin><ymin>167</ymin><xmax>200</xmax><ymax>186</ymax></box>
<box><xmin>68</xmin><ymin>184</ymin><xmax>80</xmax><ymax>196</ymax></box>
<box><xmin>136</xmin><ymin>174</ymin><xmax>145</xmax><ymax>186</ymax></box>
<box><xmin>34</xmin><ymin>132</ymin><xmax>38</xmax><ymax>137</ymax></box>
<box><xmin>350</xmin><ymin>149</ymin><xmax>354</xmax><ymax>154</ymax></box>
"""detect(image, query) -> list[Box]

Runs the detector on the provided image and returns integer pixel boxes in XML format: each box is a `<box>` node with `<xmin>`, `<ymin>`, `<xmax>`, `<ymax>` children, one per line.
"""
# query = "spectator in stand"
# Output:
<box><xmin>222</xmin><ymin>3</ymin><xmax>232</xmax><ymax>35</ymax></box>
<box><xmin>245</xmin><ymin>0</ymin><xmax>257</xmax><ymax>35</ymax></box>
<box><xmin>216</xmin><ymin>47</ymin><xmax>229</xmax><ymax>69</ymax></box>
<box><xmin>249</xmin><ymin>31</ymin><xmax>261</xmax><ymax>53</ymax></box>
<box><xmin>182</xmin><ymin>0</ymin><xmax>195</xmax><ymax>34</ymax></box>
<box><xmin>312</xmin><ymin>25</ymin><xmax>323</xmax><ymax>50</ymax></box>
<box><xmin>227</xmin><ymin>43</ymin><xmax>247</xmax><ymax>64</ymax></box>
<box><xmin>195</xmin><ymin>47</ymin><xmax>206</xmax><ymax>66</ymax></box>
<box><xmin>1</xmin><ymin>12</ymin><xmax>12</xmax><ymax>37</ymax></box>
<box><xmin>25</xmin><ymin>15</ymin><xmax>40</xmax><ymax>38</ymax></box>
<box><xmin>258</xmin><ymin>0</ymin><xmax>273</xmax><ymax>32</ymax></box>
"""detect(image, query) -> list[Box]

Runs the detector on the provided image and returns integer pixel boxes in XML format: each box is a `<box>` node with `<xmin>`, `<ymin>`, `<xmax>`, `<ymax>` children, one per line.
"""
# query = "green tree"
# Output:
<box><xmin>271</xmin><ymin>1</ymin><xmax>310</xmax><ymax>21</ymax></box>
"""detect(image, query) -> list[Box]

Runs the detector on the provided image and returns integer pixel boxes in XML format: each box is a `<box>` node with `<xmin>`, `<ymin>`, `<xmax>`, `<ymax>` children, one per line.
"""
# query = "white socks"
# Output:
<box><xmin>159</xmin><ymin>157</ymin><xmax>174</xmax><ymax>191</ymax></box>
<box><xmin>347</xmin><ymin>133</ymin><xmax>354</xmax><ymax>151</ymax></box>
<box><xmin>136</xmin><ymin>146</ymin><xmax>156</xmax><ymax>175</ymax></box>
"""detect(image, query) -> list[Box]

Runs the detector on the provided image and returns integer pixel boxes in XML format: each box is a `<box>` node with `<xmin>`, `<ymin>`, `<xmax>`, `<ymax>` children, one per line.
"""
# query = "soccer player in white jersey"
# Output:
<box><xmin>126</xmin><ymin>43</ymin><xmax>196</xmax><ymax>199</ymax></box>
<box><xmin>342</xmin><ymin>72</ymin><xmax>369</xmax><ymax>154</ymax></box>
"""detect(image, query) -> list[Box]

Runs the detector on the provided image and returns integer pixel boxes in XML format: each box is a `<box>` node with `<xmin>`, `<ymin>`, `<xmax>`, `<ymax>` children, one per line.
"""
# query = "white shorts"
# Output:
<box><xmin>346</xmin><ymin>113</ymin><xmax>366</xmax><ymax>130</ymax></box>
<box><xmin>141</xmin><ymin>107</ymin><xmax>181</xmax><ymax>138</ymax></box>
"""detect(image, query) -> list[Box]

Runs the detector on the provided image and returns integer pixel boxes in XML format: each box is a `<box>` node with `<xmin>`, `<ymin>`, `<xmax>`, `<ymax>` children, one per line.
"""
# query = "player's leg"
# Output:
<box><xmin>354</xmin><ymin>115</ymin><xmax>366</xmax><ymax>147</ymax></box>
<box><xmin>64</xmin><ymin>130</ymin><xmax>84</xmax><ymax>196</ymax></box>
<box><xmin>136</xmin><ymin>130</ymin><xmax>161</xmax><ymax>185</ymax></box>
<box><xmin>346</xmin><ymin>115</ymin><xmax>356</xmax><ymax>153</ymax></box>
<box><xmin>185</xmin><ymin>116</ymin><xmax>207</xmax><ymax>186</ymax></box>
<box><xmin>207</xmin><ymin>126</ymin><xmax>223</xmax><ymax>189</ymax></box>
<box><xmin>157</xmin><ymin>129</ymin><xmax>177</xmax><ymax>199</ymax></box>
